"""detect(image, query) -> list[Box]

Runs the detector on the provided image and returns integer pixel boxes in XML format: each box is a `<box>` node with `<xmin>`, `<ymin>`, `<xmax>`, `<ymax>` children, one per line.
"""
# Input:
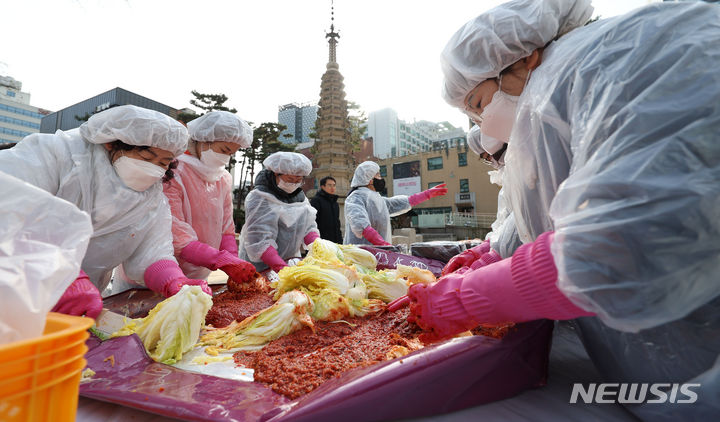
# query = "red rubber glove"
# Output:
<box><xmin>408</xmin><ymin>232</ymin><xmax>594</xmax><ymax>342</ymax></box>
<box><xmin>180</xmin><ymin>241</ymin><xmax>255</xmax><ymax>283</ymax></box>
<box><xmin>52</xmin><ymin>270</ymin><xmax>103</xmax><ymax>319</ymax></box>
<box><xmin>304</xmin><ymin>231</ymin><xmax>320</xmax><ymax>246</ymax></box>
<box><xmin>219</xmin><ymin>233</ymin><xmax>238</xmax><ymax>256</ymax></box>
<box><xmin>261</xmin><ymin>246</ymin><xmax>288</xmax><ymax>273</ymax></box>
<box><xmin>441</xmin><ymin>240</ymin><xmax>492</xmax><ymax>276</ymax></box>
<box><xmin>144</xmin><ymin>259</ymin><xmax>212</xmax><ymax>297</ymax></box>
<box><xmin>362</xmin><ymin>226</ymin><xmax>392</xmax><ymax>246</ymax></box>
<box><xmin>221</xmin><ymin>260</ymin><xmax>257</xmax><ymax>285</ymax></box>
<box><xmin>408</xmin><ymin>183</ymin><xmax>448</xmax><ymax>206</ymax></box>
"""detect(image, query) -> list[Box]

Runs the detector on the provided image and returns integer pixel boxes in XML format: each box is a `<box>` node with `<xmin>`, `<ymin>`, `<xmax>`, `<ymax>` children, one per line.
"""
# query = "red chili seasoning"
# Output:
<box><xmin>208</xmin><ymin>281</ymin><xmax>512</xmax><ymax>400</ymax></box>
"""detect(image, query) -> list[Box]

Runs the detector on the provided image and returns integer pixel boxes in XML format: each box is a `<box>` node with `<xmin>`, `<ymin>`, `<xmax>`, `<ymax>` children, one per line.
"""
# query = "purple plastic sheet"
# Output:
<box><xmin>360</xmin><ymin>246</ymin><xmax>446</xmax><ymax>277</ymax></box>
<box><xmin>80</xmin><ymin>320</ymin><xmax>553</xmax><ymax>422</ymax></box>
<box><xmin>80</xmin><ymin>334</ymin><xmax>289</xmax><ymax>422</ymax></box>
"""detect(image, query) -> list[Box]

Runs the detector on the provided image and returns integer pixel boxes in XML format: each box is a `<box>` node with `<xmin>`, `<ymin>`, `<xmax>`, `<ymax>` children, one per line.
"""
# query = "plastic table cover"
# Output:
<box><xmin>360</xmin><ymin>246</ymin><xmax>446</xmax><ymax>277</ymax></box>
<box><xmin>77</xmin><ymin>321</ymin><xmax>639</xmax><ymax>422</ymax></box>
<box><xmin>81</xmin><ymin>249</ymin><xmax>553</xmax><ymax>421</ymax></box>
<box><xmin>80</xmin><ymin>318</ymin><xmax>553</xmax><ymax>422</ymax></box>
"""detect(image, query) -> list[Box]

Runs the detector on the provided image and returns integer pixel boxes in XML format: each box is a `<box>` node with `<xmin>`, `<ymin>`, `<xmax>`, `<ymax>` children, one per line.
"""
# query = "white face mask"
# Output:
<box><xmin>479</xmin><ymin>89</ymin><xmax>519</xmax><ymax>144</ymax></box>
<box><xmin>113</xmin><ymin>156</ymin><xmax>166</xmax><ymax>192</ymax></box>
<box><xmin>480</xmin><ymin>133</ymin><xmax>507</xmax><ymax>170</ymax></box>
<box><xmin>200</xmin><ymin>149</ymin><xmax>231</xmax><ymax>169</ymax></box>
<box><xmin>277</xmin><ymin>179</ymin><xmax>302</xmax><ymax>194</ymax></box>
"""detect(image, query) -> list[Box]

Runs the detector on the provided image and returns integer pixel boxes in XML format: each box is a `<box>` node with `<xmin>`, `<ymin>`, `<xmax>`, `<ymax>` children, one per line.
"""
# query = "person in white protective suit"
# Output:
<box><xmin>400</xmin><ymin>0</ymin><xmax>720</xmax><ymax>420</ymax></box>
<box><xmin>162</xmin><ymin>111</ymin><xmax>256</xmax><ymax>284</ymax></box>
<box><xmin>442</xmin><ymin>124</ymin><xmax>522</xmax><ymax>276</ymax></box>
<box><xmin>238</xmin><ymin>151</ymin><xmax>320</xmax><ymax>274</ymax></box>
<box><xmin>344</xmin><ymin>161</ymin><xmax>447</xmax><ymax>246</ymax></box>
<box><xmin>0</xmin><ymin>105</ymin><xmax>212</xmax><ymax>318</ymax></box>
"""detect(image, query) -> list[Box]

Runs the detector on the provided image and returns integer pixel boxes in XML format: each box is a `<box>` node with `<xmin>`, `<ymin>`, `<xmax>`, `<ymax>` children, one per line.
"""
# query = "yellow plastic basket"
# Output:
<box><xmin>0</xmin><ymin>312</ymin><xmax>93</xmax><ymax>422</ymax></box>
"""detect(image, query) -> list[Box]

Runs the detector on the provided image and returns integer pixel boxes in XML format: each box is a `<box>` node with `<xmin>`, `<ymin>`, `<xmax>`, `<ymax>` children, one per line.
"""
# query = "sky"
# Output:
<box><xmin>2</xmin><ymin>0</ymin><xmax>657</xmax><ymax>130</ymax></box>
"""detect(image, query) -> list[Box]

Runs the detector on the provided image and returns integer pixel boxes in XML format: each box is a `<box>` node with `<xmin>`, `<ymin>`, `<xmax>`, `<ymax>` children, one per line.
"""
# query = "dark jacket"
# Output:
<box><xmin>253</xmin><ymin>169</ymin><xmax>306</xmax><ymax>204</ymax></box>
<box><xmin>310</xmin><ymin>189</ymin><xmax>342</xmax><ymax>243</ymax></box>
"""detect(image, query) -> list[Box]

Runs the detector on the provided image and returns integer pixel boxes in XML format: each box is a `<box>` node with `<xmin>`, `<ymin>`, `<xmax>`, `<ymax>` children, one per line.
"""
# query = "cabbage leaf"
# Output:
<box><xmin>111</xmin><ymin>285</ymin><xmax>212</xmax><ymax>365</ymax></box>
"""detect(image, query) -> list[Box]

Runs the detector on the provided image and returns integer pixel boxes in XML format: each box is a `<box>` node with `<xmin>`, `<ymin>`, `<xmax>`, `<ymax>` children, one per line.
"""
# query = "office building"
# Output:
<box><xmin>277</xmin><ymin>102</ymin><xmax>318</xmax><ymax>144</ymax></box>
<box><xmin>367</xmin><ymin>107</ymin><xmax>466</xmax><ymax>158</ymax></box>
<box><xmin>366</xmin><ymin>108</ymin><xmax>398</xmax><ymax>159</ymax></box>
<box><xmin>0</xmin><ymin>75</ymin><xmax>51</xmax><ymax>146</ymax></box>
<box><xmin>40</xmin><ymin>87</ymin><xmax>178</xmax><ymax>133</ymax></box>
<box><xmin>377</xmin><ymin>142</ymin><xmax>500</xmax><ymax>240</ymax></box>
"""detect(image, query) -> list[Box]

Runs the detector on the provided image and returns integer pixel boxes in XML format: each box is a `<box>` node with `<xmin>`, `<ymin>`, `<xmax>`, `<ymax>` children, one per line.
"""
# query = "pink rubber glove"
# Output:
<box><xmin>304</xmin><ymin>231</ymin><xmax>320</xmax><ymax>246</ymax></box>
<box><xmin>469</xmin><ymin>249</ymin><xmax>502</xmax><ymax>270</ymax></box>
<box><xmin>52</xmin><ymin>270</ymin><xmax>102</xmax><ymax>319</ymax></box>
<box><xmin>441</xmin><ymin>240</ymin><xmax>492</xmax><ymax>276</ymax></box>
<box><xmin>408</xmin><ymin>183</ymin><xmax>448</xmax><ymax>206</ymax></box>
<box><xmin>408</xmin><ymin>232</ymin><xmax>595</xmax><ymax>342</ymax></box>
<box><xmin>219</xmin><ymin>233</ymin><xmax>238</xmax><ymax>256</ymax></box>
<box><xmin>180</xmin><ymin>241</ymin><xmax>237</xmax><ymax>270</ymax></box>
<box><xmin>144</xmin><ymin>259</ymin><xmax>212</xmax><ymax>297</ymax></box>
<box><xmin>362</xmin><ymin>226</ymin><xmax>392</xmax><ymax>246</ymax></box>
<box><xmin>180</xmin><ymin>240</ymin><xmax>256</xmax><ymax>283</ymax></box>
<box><xmin>261</xmin><ymin>246</ymin><xmax>288</xmax><ymax>273</ymax></box>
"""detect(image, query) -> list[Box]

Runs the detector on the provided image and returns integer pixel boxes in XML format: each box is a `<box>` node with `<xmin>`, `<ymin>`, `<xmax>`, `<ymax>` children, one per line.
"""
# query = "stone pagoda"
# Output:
<box><xmin>308</xmin><ymin>2</ymin><xmax>354</xmax><ymax>200</ymax></box>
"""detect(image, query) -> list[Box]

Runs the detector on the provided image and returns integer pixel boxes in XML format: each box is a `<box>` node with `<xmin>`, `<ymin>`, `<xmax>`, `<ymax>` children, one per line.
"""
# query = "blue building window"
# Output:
<box><xmin>0</xmin><ymin>103</ymin><xmax>44</xmax><ymax>119</ymax></box>
<box><xmin>6</xmin><ymin>90</ymin><xmax>16</xmax><ymax>97</ymax></box>
<box><xmin>0</xmin><ymin>127</ymin><xmax>32</xmax><ymax>137</ymax></box>
<box><xmin>458</xmin><ymin>152</ymin><xmax>467</xmax><ymax>167</ymax></box>
<box><xmin>427</xmin><ymin>156</ymin><xmax>443</xmax><ymax>170</ymax></box>
<box><xmin>460</xmin><ymin>179</ymin><xmax>469</xmax><ymax>193</ymax></box>
<box><xmin>0</xmin><ymin>115</ymin><xmax>40</xmax><ymax>129</ymax></box>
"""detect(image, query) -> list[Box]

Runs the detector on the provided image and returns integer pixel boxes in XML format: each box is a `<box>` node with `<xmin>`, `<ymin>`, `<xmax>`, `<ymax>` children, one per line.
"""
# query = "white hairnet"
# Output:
<box><xmin>441</xmin><ymin>0</ymin><xmax>593</xmax><ymax>109</ymax></box>
<box><xmin>187</xmin><ymin>111</ymin><xmax>253</xmax><ymax>148</ymax></box>
<box><xmin>351</xmin><ymin>161</ymin><xmax>380</xmax><ymax>188</ymax></box>
<box><xmin>467</xmin><ymin>125</ymin><xmax>483</xmax><ymax>156</ymax></box>
<box><xmin>263</xmin><ymin>152</ymin><xmax>313</xmax><ymax>176</ymax></box>
<box><xmin>79</xmin><ymin>105</ymin><xmax>189</xmax><ymax>157</ymax></box>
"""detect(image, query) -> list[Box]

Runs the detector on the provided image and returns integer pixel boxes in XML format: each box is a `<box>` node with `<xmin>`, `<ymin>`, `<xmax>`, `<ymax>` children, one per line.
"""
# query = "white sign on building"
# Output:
<box><xmin>393</xmin><ymin>176</ymin><xmax>421</xmax><ymax>196</ymax></box>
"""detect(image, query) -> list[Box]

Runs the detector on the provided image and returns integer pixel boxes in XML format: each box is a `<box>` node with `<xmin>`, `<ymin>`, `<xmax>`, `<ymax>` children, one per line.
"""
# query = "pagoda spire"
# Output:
<box><xmin>309</xmin><ymin>0</ymin><xmax>354</xmax><ymax>206</ymax></box>
<box><xmin>326</xmin><ymin>0</ymin><xmax>340</xmax><ymax>64</ymax></box>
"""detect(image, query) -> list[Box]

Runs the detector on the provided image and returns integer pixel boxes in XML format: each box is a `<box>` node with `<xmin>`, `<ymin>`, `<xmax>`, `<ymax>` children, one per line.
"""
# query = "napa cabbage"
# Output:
<box><xmin>111</xmin><ymin>285</ymin><xmax>212</xmax><ymax>365</ymax></box>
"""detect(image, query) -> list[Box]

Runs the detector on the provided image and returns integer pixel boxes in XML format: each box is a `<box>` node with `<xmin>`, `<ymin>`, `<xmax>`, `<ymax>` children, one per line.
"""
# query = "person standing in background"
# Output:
<box><xmin>344</xmin><ymin>161</ymin><xmax>447</xmax><ymax>246</ymax></box>
<box><xmin>310</xmin><ymin>176</ymin><xmax>342</xmax><ymax>243</ymax></box>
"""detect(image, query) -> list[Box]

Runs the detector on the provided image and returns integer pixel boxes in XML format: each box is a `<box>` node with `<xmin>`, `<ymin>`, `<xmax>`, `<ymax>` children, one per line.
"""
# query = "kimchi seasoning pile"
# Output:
<box><xmin>206</xmin><ymin>275</ymin><xmax>514</xmax><ymax>400</ymax></box>
<box><xmin>205</xmin><ymin>275</ymin><xmax>274</xmax><ymax>328</ymax></box>
<box><xmin>233</xmin><ymin>309</ymin><xmax>423</xmax><ymax>399</ymax></box>
<box><xmin>472</xmin><ymin>322</ymin><xmax>516</xmax><ymax>339</ymax></box>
